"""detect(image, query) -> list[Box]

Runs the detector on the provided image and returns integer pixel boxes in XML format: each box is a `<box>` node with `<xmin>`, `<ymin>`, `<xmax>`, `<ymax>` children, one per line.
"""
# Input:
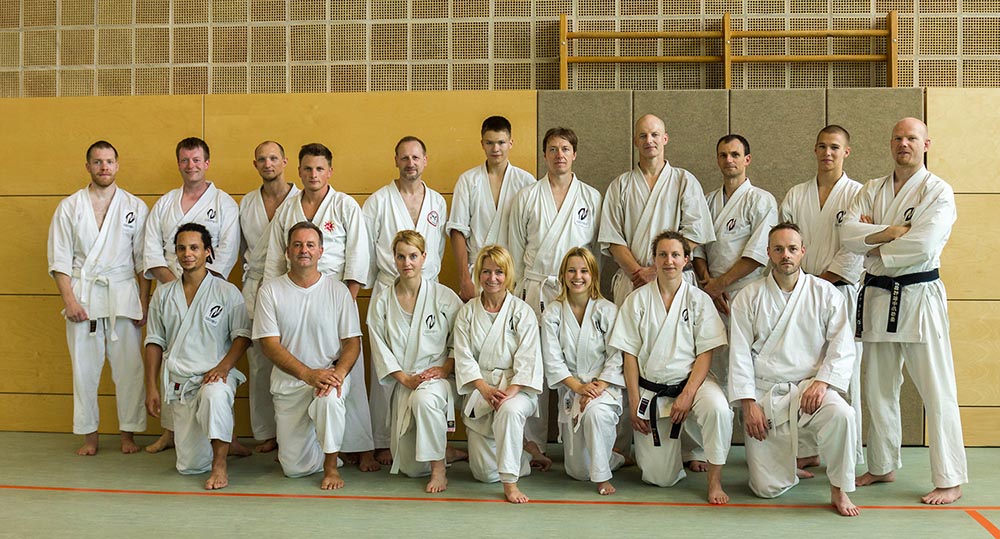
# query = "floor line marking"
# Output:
<box><xmin>967</xmin><ymin>510</ymin><xmax>1000</xmax><ymax>538</ymax></box>
<box><xmin>2</xmin><ymin>484</ymin><xmax>999</xmax><ymax>511</ymax></box>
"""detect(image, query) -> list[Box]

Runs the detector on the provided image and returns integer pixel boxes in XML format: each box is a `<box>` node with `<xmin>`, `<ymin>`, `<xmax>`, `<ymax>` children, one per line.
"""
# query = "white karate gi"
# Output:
<box><xmin>364</xmin><ymin>181</ymin><xmax>448</xmax><ymax>449</ymax></box>
<box><xmin>259</xmin><ymin>187</ymin><xmax>375</xmax><ymax>453</ymax></box>
<box><xmin>239</xmin><ymin>184</ymin><xmax>299</xmax><ymax>441</ymax></box>
<box><xmin>841</xmin><ymin>167</ymin><xmax>968</xmax><ymax>488</ymax></box>
<box><xmin>599</xmin><ymin>164</ymin><xmax>716</xmax><ymax>306</ymax></box>
<box><xmin>780</xmin><ymin>174</ymin><xmax>865</xmax><ymax>461</ymax></box>
<box><xmin>253</xmin><ymin>274</ymin><xmax>364</xmax><ymax>478</ymax></box>
<box><xmin>729</xmin><ymin>271</ymin><xmax>857</xmax><ymax>498</ymax></box>
<box><xmin>447</xmin><ymin>163</ymin><xmax>536</xmax><ymax>275</ymax></box>
<box><xmin>143</xmin><ymin>182</ymin><xmax>241</xmax><ymax>279</ymax></box>
<box><xmin>48</xmin><ymin>187</ymin><xmax>148</xmax><ymax>435</ymax></box>
<box><xmin>368</xmin><ymin>279</ymin><xmax>463</xmax><ymax>477</ymax></box>
<box><xmin>454</xmin><ymin>294</ymin><xmax>543</xmax><ymax>483</ymax></box>
<box><xmin>145</xmin><ymin>275</ymin><xmax>250</xmax><ymax>474</ymax></box>
<box><xmin>541</xmin><ymin>298</ymin><xmax>625</xmax><ymax>483</ymax></box>
<box><xmin>608</xmin><ymin>281</ymin><xmax>732</xmax><ymax>487</ymax></box>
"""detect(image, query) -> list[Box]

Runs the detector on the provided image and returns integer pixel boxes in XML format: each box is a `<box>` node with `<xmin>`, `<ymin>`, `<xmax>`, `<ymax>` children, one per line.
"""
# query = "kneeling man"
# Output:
<box><xmin>254</xmin><ymin>221</ymin><xmax>363</xmax><ymax>489</ymax></box>
<box><xmin>729</xmin><ymin>223</ymin><xmax>859</xmax><ymax>516</ymax></box>
<box><xmin>144</xmin><ymin>223</ymin><xmax>251</xmax><ymax>490</ymax></box>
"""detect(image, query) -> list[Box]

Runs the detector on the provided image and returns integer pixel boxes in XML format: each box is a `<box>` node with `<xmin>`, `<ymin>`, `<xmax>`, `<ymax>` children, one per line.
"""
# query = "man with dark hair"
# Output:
<box><xmin>144</xmin><ymin>223</ymin><xmax>252</xmax><ymax>490</ymax></box>
<box><xmin>780</xmin><ymin>125</ymin><xmax>865</xmax><ymax>471</ymax></box>
<box><xmin>508</xmin><ymin>126</ymin><xmax>602</xmax><ymax>468</ymax></box>
<box><xmin>363</xmin><ymin>137</ymin><xmax>449</xmax><ymax>466</ymax></box>
<box><xmin>254</xmin><ymin>221</ymin><xmax>364</xmax><ymax>490</ymax></box>
<box><xmin>142</xmin><ymin>136</ymin><xmax>241</xmax><ymax>453</ymax></box>
<box><xmin>448</xmin><ymin>116</ymin><xmax>535</xmax><ymax>302</ymax></box>
<box><xmin>239</xmin><ymin>140</ymin><xmax>298</xmax><ymax>453</ymax></box>
<box><xmin>48</xmin><ymin>140</ymin><xmax>149</xmax><ymax>456</ymax></box>
<box><xmin>729</xmin><ymin>223</ymin><xmax>859</xmax><ymax>516</ymax></box>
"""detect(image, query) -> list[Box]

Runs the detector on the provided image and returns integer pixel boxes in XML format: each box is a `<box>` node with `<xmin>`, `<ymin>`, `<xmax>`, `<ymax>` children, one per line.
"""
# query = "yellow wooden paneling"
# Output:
<box><xmin>950</xmin><ymin>301</ymin><xmax>1000</xmax><ymax>407</ymax></box>
<box><xmin>0</xmin><ymin>95</ymin><xmax>204</xmax><ymax>196</ymax></box>
<box><xmin>1</xmin><ymin>196</ymin><xmax>61</xmax><ymax>295</ymax></box>
<box><xmin>927</xmin><ymin>88</ymin><xmax>1000</xmax><ymax>194</ymax></box>
<box><xmin>941</xmin><ymin>195</ymin><xmax>1000</xmax><ymax>300</ymax></box>
<box><xmin>203</xmin><ymin>91</ymin><xmax>538</xmax><ymax>196</ymax></box>
<box><xmin>958</xmin><ymin>407</ymin><xmax>1000</xmax><ymax>447</ymax></box>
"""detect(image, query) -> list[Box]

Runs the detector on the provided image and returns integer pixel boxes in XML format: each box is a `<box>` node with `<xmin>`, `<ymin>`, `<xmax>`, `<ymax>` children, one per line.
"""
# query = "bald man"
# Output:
<box><xmin>842</xmin><ymin>118</ymin><xmax>967</xmax><ymax>505</ymax></box>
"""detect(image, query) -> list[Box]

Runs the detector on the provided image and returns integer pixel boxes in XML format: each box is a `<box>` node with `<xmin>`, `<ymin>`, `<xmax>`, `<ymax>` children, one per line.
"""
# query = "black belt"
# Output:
<box><xmin>637</xmin><ymin>376</ymin><xmax>688</xmax><ymax>447</ymax></box>
<box><xmin>855</xmin><ymin>269</ymin><xmax>940</xmax><ymax>338</ymax></box>
<box><xmin>832</xmin><ymin>280</ymin><xmax>850</xmax><ymax>287</ymax></box>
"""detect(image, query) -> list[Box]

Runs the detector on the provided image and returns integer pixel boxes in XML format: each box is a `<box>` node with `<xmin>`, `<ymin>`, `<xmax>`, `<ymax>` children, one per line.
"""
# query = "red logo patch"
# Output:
<box><xmin>323</xmin><ymin>221</ymin><xmax>335</xmax><ymax>232</ymax></box>
<box><xmin>427</xmin><ymin>211</ymin><xmax>440</xmax><ymax>227</ymax></box>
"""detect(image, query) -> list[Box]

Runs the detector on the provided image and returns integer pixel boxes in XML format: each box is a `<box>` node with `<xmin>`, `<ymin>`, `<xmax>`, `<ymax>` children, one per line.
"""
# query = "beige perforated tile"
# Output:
<box><xmin>24</xmin><ymin>69</ymin><xmax>56</xmax><ymax>96</ymax></box>
<box><xmin>24</xmin><ymin>0</ymin><xmax>57</xmax><ymax>27</ymax></box>
<box><xmin>250</xmin><ymin>25</ymin><xmax>286</xmax><ymax>62</ymax></box>
<box><xmin>789</xmin><ymin>0</ymin><xmax>827</xmax><ymax>13</ymax></box>
<box><xmin>0</xmin><ymin>71</ymin><xmax>19</xmax><ymax>97</ymax></box>
<box><xmin>174</xmin><ymin>26</ymin><xmax>209</xmax><ymax>64</ymax></box>
<box><xmin>212</xmin><ymin>26</ymin><xmax>248</xmax><ymax>63</ymax></box>
<box><xmin>451</xmin><ymin>62</ymin><xmax>489</xmax><ymax>90</ymax></box>
<box><xmin>745</xmin><ymin>18</ymin><xmax>786</xmax><ymax>57</ymax></box>
<box><xmin>371</xmin><ymin>63</ymin><xmax>407</xmax><ymax>91</ymax></box>
<box><xmin>453</xmin><ymin>22</ymin><xmax>489</xmax><ymax>60</ymax></box>
<box><xmin>61</xmin><ymin>0</ymin><xmax>95</xmax><ymax>26</ymax></box>
<box><xmin>666</xmin><ymin>63</ymin><xmax>706</xmax><ymax>89</ymax></box>
<box><xmin>250</xmin><ymin>64</ymin><xmax>286</xmax><ymax>92</ymax></box>
<box><xmin>413</xmin><ymin>0</ymin><xmax>448</xmax><ymax>19</ymax></box>
<box><xmin>61</xmin><ymin>29</ymin><xmax>95</xmax><ymax>67</ymax></box>
<box><xmin>213</xmin><ymin>0</ymin><xmax>248</xmax><ymax>23</ymax></box>
<box><xmin>290</xmin><ymin>24</ymin><xmax>326</xmax><ymax>61</ymax></box>
<box><xmin>535</xmin><ymin>20</ymin><xmax>559</xmax><ymax>58</ymax></box>
<box><xmin>917</xmin><ymin>59</ymin><xmax>956</xmax><ymax>86</ymax></box>
<box><xmin>664</xmin><ymin>0</ymin><xmax>702</xmax><ymax>15</ymax></box>
<box><xmin>98</xmin><ymin>28</ymin><xmax>133</xmax><ymax>66</ymax></box>
<box><xmin>833</xmin><ymin>17</ymin><xmax>875</xmax><ymax>55</ymax></box>
<box><xmin>577</xmin><ymin>63</ymin><xmax>616</xmax><ymax>89</ymax></box>
<box><xmin>963</xmin><ymin>17</ymin><xmax>1000</xmax><ymax>56</ymax></box>
<box><xmin>874</xmin><ymin>0</ymin><xmax>913</xmax><ymax>13</ymax></box>
<box><xmin>250</xmin><ymin>0</ymin><xmax>287</xmax><ymax>22</ymax></box>
<box><xmin>621</xmin><ymin>63</ymin><xmax>658</xmax><ymax>90</ymax></box>
<box><xmin>135</xmin><ymin>66</ymin><xmax>169</xmax><ymax>94</ymax></box>
<box><xmin>706</xmin><ymin>62</ymin><xmax>725</xmax><ymax>88</ymax></box>
<box><xmin>60</xmin><ymin>69</ymin><xmax>94</xmax><ymax>96</ymax></box>
<box><xmin>745</xmin><ymin>62</ymin><xmax>787</xmax><ymax>88</ymax></box>
<box><xmin>620</xmin><ymin>19</ymin><xmax>658</xmax><ymax>58</ymax></box>
<box><xmin>662</xmin><ymin>19</ymin><xmax>703</xmax><ymax>57</ymax></box>
<box><xmin>921</xmin><ymin>0</ymin><xmax>959</xmax><ymax>12</ymax></box>
<box><xmin>135</xmin><ymin>27</ymin><xmax>169</xmax><ymax>63</ymax></box>
<box><xmin>0</xmin><ymin>0</ymin><xmax>21</xmax><ymax>29</ymax></box>
<box><xmin>290</xmin><ymin>63</ymin><xmax>327</xmax><ymax>92</ymax></box>
<box><xmin>290</xmin><ymin>0</ymin><xmax>325</xmax><ymax>21</ymax></box>
<box><xmin>372</xmin><ymin>0</ymin><xmax>407</xmax><ymax>19</ymax></box>
<box><xmin>173</xmin><ymin>66</ymin><xmax>208</xmax><ymax>94</ymax></box>
<box><xmin>789</xmin><ymin>18</ymin><xmax>828</xmax><ymax>56</ymax></box>
<box><xmin>896</xmin><ymin>15</ymin><xmax>914</xmax><ymax>55</ymax></box>
<box><xmin>578</xmin><ymin>0</ymin><xmax>613</xmax><ymax>16</ymax></box>
<box><xmin>963</xmin><ymin>59</ymin><xmax>1000</xmax><ymax>87</ymax></box>
<box><xmin>97</xmin><ymin>0</ymin><xmax>133</xmax><ymax>25</ymax></box>
<box><xmin>331</xmin><ymin>23</ymin><xmax>366</xmax><ymax>62</ymax></box>
<box><xmin>412</xmin><ymin>63</ymin><xmax>448</xmax><ymax>90</ymax></box>
<box><xmin>536</xmin><ymin>0</ymin><xmax>572</xmax><ymax>17</ymax></box>
<box><xmin>331</xmin><ymin>0</ymin><xmax>365</xmax><ymax>20</ymax></box>
<box><xmin>136</xmin><ymin>0</ymin><xmax>169</xmax><ymax>24</ymax></box>
<box><xmin>622</xmin><ymin>0</ymin><xmax>659</xmax><ymax>16</ymax></box>
<box><xmin>832</xmin><ymin>0</ymin><xmax>870</xmax><ymax>13</ymax></box>
<box><xmin>412</xmin><ymin>22</ymin><xmax>448</xmax><ymax>60</ymax></box>
<box><xmin>897</xmin><ymin>57</ymin><xmax>915</xmax><ymax>86</ymax></box>
<box><xmin>494</xmin><ymin>62</ymin><xmax>532</xmax><ymax>89</ymax></box>
<box><xmin>705</xmin><ymin>0</ymin><xmax>743</xmax><ymax>15</ymax></box>
<box><xmin>97</xmin><ymin>67</ymin><xmax>131</xmax><ymax>95</ymax></box>
<box><xmin>212</xmin><ymin>64</ymin><xmax>247</xmax><ymax>93</ymax></box>
<box><xmin>535</xmin><ymin>61</ymin><xmax>559</xmax><ymax>89</ymax></box>
<box><xmin>789</xmin><ymin>62</ymin><xmax>827</xmax><ymax>87</ymax></box>
<box><xmin>918</xmin><ymin>17</ymin><xmax>957</xmax><ymax>55</ymax></box>
<box><xmin>751</xmin><ymin>0</ymin><xmax>787</xmax><ymax>15</ymax></box>
<box><xmin>964</xmin><ymin>0</ymin><xmax>997</xmax><ymax>12</ymax></box>
<box><xmin>496</xmin><ymin>0</ymin><xmax>532</xmax><ymax>17</ymax></box>
<box><xmin>174</xmin><ymin>0</ymin><xmax>208</xmax><ymax>24</ymax></box>
<box><xmin>495</xmin><ymin>21</ymin><xmax>531</xmax><ymax>60</ymax></box>
<box><xmin>0</xmin><ymin>33</ymin><xmax>18</xmax><ymax>68</ymax></box>
<box><xmin>576</xmin><ymin>20</ymin><xmax>615</xmax><ymax>57</ymax></box>
<box><xmin>832</xmin><ymin>62</ymin><xmax>874</xmax><ymax>87</ymax></box>
<box><xmin>330</xmin><ymin>64</ymin><xmax>366</xmax><ymax>91</ymax></box>
<box><xmin>372</xmin><ymin>23</ymin><xmax>407</xmax><ymax>61</ymax></box>
<box><xmin>24</xmin><ymin>30</ymin><xmax>56</xmax><ymax>67</ymax></box>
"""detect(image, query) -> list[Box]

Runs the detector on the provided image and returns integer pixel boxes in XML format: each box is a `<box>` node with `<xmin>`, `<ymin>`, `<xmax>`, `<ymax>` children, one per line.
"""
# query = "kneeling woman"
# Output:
<box><xmin>541</xmin><ymin>247</ymin><xmax>625</xmax><ymax>495</ymax></box>
<box><xmin>368</xmin><ymin>230</ymin><xmax>464</xmax><ymax>493</ymax></box>
<box><xmin>454</xmin><ymin>245</ymin><xmax>543</xmax><ymax>504</ymax></box>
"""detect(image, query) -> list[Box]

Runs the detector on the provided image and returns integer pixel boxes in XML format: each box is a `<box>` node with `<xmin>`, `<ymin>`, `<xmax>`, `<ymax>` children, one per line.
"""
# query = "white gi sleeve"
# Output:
<box><xmin>878</xmin><ymin>181</ymin><xmax>956</xmax><ymax>269</ymax></box>
<box><xmin>679</xmin><ymin>171</ymin><xmax>717</xmax><ymax>246</ymax></box>
<box><xmin>727</xmin><ymin>289</ymin><xmax>757</xmax><ymax>403</ymax></box>
<box><xmin>691</xmin><ymin>290</ymin><xmax>728</xmax><ymax>355</ymax></box>
<box><xmin>340</xmin><ymin>196</ymin><xmax>373</xmax><ymax>286</ymax></box>
<box><xmin>208</xmin><ymin>195</ymin><xmax>241</xmax><ymax>279</ymax></box>
<box><xmin>367</xmin><ymin>290</ymin><xmax>403</xmax><ymax>384</ymax></box>
<box><xmin>47</xmin><ymin>198</ymin><xmax>75</xmax><ymax>278</ymax></box>
<box><xmin>509</xmin><ymin>303</ymin><xmax>543</xmax><ymax>393</ymax></box>
<box><xmin>815</xmin><ymin>289</ymin><xmax>854</xmax><ymax>393</ymax></box>
<box><xmin>607</xmin><ymin>292</ymin><xmax>643</xmax><ymax>358</ymax></box>
<box><xmin>225</xmin><ymin>285</ymin><xmax>252</xmax><ymax>341</ymax></box>
<box><xmin>452</xmin><ymin>305</ymin><xmax>482</xmax><ymax>394</ymax></box>
<box><xmin>741</xmin><ymin>191</ymin><xmax>778</xmax><ymax>265</ymax></box>
<box><xmin>131</xmin><ymin>201</ymin><xmax>150</xmax><ymax>275</ymax></box>
<box><xmin>142</xmin><ymin>198</ymin><xmax>170</xmax><ymax>278</ymax></box>
<box><xmin>540</xmin><ymin>306</ymin><xmax>573</xmax><ymax>390</ymax></box>
<box><xmin>596</xmin><ymin>305</ymin><xmax>626</xmax><ymax>388</ymax></box>
<box><xmin>446</xmin><ymin>173</ymin><xmax>472</xmax><ymax>238</ymax></box>
<box><xmin>144</xmin><ymin>286</ymin><xmax>169</xmax><ymax>349</ymax></box>
<box><xmin>507</xmin><ymin>189</ymin><xmax>528</xmax><ymax>283</ymax></box>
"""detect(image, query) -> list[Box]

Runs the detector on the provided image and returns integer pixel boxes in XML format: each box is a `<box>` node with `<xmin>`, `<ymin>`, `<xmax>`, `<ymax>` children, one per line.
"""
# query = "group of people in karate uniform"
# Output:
<box><xmin>47</xmin><ymin>113</ymin><xmax>968</xmax><ymax>514</ymax></box>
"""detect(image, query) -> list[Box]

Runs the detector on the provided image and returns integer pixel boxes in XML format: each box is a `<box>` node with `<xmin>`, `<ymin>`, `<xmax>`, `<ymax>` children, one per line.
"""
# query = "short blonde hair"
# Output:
<box><xmin>473</xmin><ymin>244</ymin><xmax>516</xmax><ymax>293</ymax></box>
<box><xmin>556</xmin><ymin>247</ymin><xmax>603</xmax><ymax>301</ymax></box>
<box><xmin>392</xmin><ymin>229</ymin><xmax>426</xmax><ymax>255</ymax></box>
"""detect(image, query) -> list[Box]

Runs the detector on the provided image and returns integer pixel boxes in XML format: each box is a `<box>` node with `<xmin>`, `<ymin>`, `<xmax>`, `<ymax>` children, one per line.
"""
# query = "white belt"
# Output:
<box><xmin>463</xmin><ymin>368</ymin><xmax>514</xmax><ymax>420</ymax></box>
<box><xmin>523</xmin><ymin>269</ymin><xmax>559</xmax><ymax>289</ymax></box>
<box><xmin>71</xmin><ymin>268</ymin><xmax>135</xmax><ymax>341</ymax></box>
<box><xmin>756</xmin><ymin>377</ymin><xmax>802</xmax><ymax>458</ymax></box>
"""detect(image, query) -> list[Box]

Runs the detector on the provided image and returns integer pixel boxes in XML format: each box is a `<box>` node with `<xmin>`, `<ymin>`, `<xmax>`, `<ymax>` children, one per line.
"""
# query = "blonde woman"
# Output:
<box><xmin>541</xmin><ymin>247</ymin><xmax>625</xmax><ymax>495</ymax></box>
<box><xmin>368</xmin><ymin>231</ymin><xmax>463</xmax><ymax>494</ymax></box>
<box><xmin>454</xmin><ymin>245</ymin><xmax>543</xmax><ymax>504</ymax></box>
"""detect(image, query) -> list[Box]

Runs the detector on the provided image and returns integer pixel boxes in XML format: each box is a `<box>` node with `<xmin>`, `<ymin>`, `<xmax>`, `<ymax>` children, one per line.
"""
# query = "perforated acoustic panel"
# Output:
<box><xmin>1</xmin><ymin>0</ymin><xmax>998</xmax><ymax>96</ymax></box>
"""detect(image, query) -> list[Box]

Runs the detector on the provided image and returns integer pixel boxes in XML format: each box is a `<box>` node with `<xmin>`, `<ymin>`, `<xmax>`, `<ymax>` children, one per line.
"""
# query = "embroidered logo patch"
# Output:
<box><xmin>836</xmin><ymin>210</ymin><xmax>845</xmax><ymax>224</ymax></box>
<box><xmin>204</xmin><ymin>304</ymin><xmax>224</xmax><ymax>327</ymax></box>
<box><xmin>427</xmin><ymin>211</ymin><xmax>440</xmax><ymax>227</ymax></box>
<box><xmin>904</xmin><ymin>207</ymin><xmax>914</xmax><ymax>221</ymax></box>
<box><xmin>726</xmin><ymin>218</ymin><xmax>737</xmax><ymax>231</ymax></box>
<box><xmin>323</xmin><ymin>221</ymin><xmax>335</xmax><ymax>232</ymax></box>
<box><xmin>425</xmin><ymin>314</ymin><xmax>436</xmax><ymax>330</ymax></box>
<box><xmin>125</xmin><ymin>211</ymin><xmax>135</xmax><ymax>224</ymax></box>
<box><xmin>207</xmin><ymin>208</ymin><xmax>217</xmax><ymax>221</ymax></box>
<box><xmin>682</xmin><ymin>308</ymin><xmax>689</xmax><ymax>322</ymax></box>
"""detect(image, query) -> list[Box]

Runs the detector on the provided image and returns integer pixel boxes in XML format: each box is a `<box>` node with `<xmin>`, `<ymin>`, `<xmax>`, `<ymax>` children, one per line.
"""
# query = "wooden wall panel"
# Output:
<box><xmin>204</xmin><ymin>91</ymin><xmax>538</xmax><ymax>197</ymax></box>
<box><xmin>942</xmin><ymin>195</ymin><xmax>1000</xmax><ymax>301</ymax></box>
<box><xmin>730</xmin><ymin>90</ymin><xmax>825</xmax><ymax>202</ymax></box>
<box><xmin>927</xmin><ymin>88</ymin><xmax>1000</xmax><ymax>194</ymax></box>
<box><xmin>536</xmin><ymin>91</ymin><xmax>632</xmax><ymax>194</ymax></box>
<box><xmin>958</xmin><ymin>407</ymin><xmax>1000</xmax><ymax>447</ymax></box>
<box><xmin>0</xmin><ymin>96</ymin><xmax>203</xmax><ymax>197</ymax></box>
<box><xmin>949</xmin><ymin>301</ymin><xmax>1000</xmax><ymax>407</ymax></box>
<box><xmin>826</xmin><ymin>88</ymin><xmax>924</xmax><ymax>185</ymax></box>
<box><xmin>633</xmin><ymin>90</ymin><xmax>729</xmax><ymax>194</ymax></box>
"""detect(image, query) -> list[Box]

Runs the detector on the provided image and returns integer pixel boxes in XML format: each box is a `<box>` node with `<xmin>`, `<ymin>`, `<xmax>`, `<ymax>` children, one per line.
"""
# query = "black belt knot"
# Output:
<box><xmin>637</xmin><ymin>376</ymin><xmax>688</xmax><ymax>446</ymax></box>
<box><xmin>855</xmin><ymin>269</ymin><xmax>939</xmax><ymax>338</ymax></box>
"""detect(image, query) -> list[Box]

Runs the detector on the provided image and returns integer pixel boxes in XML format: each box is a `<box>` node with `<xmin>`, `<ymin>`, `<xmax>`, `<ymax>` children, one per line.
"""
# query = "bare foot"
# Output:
<box><xmin>341</xmin><ymin>453</ymin><xmax>359</xmax><ymax>465</ymax></box>
<box><xmin>120</xmin><ymin>433</ymin><xmax>140</xmax><ymax>454</ymax></box>
<box><xmin>613</xmin><ymin>449</ymin><xmax>636</xmax><ymax>467</ymax></box>
<box><xmin>503</xmin><ymin>482</ymin><xmax>529</xmax><ymax>504</ymax></box>
<box><xmin>796</xmin><ymin>467</ymin><xmax>815</xmax><ymax>479</ymax></box>
<box><xmin>228</xmin><ymin>438</ymin><xmax>252</xmax><ymax>457</ymax></box>
<box><xmin>144</xmin><ymin>431</ymin><xmax>174</xmax><ymax>453</ymax></box>
<box><xmin>856</xmin><ymin>470</ymin><xmax>895</xmax><ymax>487</ymax></box>
<box><xmin>707</xmin><ymin>463</ymin><xmax>728</xmax><ymax>505</ymax></box>
<box><xmin>686</xmin><ymin>460</ymin><xmax>708</xmax><ymax>472</ymax></box>
<box><xmin>921</xmin><ymin>486</ymin><xmax>962</xmax><ymax>505</ymax></box>
<box><xmin>524</xmin><ymin>441</ymin><xmax>552</xmax><ymax>471</ymax></box>
<box><xmin>321</xmin><ymin>469</ymin><xmax>345</xmax><ymax>490</ymax></box>
<box><xmin>204</xmin><ymin>464</ymin><xmax>229</xmax><ymax>490</ymax></box>
<box><xmin>374</xmin><ymin>448</ymin><xmax>393</xmax><ymax>466</ymax></box>
<box><xmin>445</xmin><ymin>445</ymin><xmax>468</xmax><ymax>463</ymax></box>
<box><xmin>425</xmin><ymin>461</ymin><xmax>448</xmax><ymax>493</ymax></box>
<box><xmin>797</xmin><ymin>455</ymin><xmax>820</xmax><ymax>469</ymax></box>
<box><xmin>597</xmin><ymin>481</ymin><xmax>616</xmax><ymax>495</ymax></box>
<box><xmin>831</xmin><ymin>486</ymin><xmax>860</xmax><ymax>516</ymax></box>
<box><xmin>358</xmin><ymin>451</ymin><xmax>381</xmax><ymax>472</ymax></box>
<box><xmin>254</xmin><ymin>438</ymin><xmax>278</xmax><ymax>453</ymax></box>
<box><xmin>76</xmin><ymin>432</ymin><xmax>99</xmax><ymax>456</ymax></box>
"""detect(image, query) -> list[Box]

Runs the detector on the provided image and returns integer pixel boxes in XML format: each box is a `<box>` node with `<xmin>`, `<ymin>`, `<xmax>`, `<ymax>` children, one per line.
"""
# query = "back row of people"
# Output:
<box><xmin>47</xmin><ymin>114</ymin><xmax>966</xmax><ymax>509</ymax></box>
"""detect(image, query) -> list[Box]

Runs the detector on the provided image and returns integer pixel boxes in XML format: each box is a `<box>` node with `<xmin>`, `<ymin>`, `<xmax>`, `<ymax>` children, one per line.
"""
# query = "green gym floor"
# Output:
<box><xmin>0</xmin><ymin>433</ymin><xmax>997</xmax><ymax>538</ymax></box>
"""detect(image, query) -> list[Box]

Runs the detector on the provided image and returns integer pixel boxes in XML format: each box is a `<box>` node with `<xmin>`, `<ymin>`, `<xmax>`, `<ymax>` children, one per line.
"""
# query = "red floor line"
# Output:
<box><xmin>2</xmin><ymin>484</ymin><xmax>1000</xmax><ymax>511</ymax></box>
<box><xmin>967</xmin><ymin>511</ymin><xmax>1000</xmax><ymax>538</ymax></box>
